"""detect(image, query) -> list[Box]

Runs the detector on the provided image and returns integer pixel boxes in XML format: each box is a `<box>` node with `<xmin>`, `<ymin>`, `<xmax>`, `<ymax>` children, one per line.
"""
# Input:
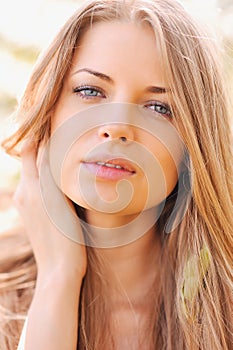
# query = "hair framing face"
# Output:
<box><xmin>1</xmin><ymin>1</ymin><xmax>233</xmax><ymax>349</ymax></box>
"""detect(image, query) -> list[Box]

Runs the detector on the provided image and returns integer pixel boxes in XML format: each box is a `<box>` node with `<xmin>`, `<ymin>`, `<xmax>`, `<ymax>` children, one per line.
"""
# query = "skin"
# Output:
<box><xmin>52</xmin><ymin>21</ymin><xmax>179</xmax><ymax>221</ymax></box>
<box><xmin>16</xmin><ymin>21</ymin><xmax>182</xmax><ymax>349</ymax></box>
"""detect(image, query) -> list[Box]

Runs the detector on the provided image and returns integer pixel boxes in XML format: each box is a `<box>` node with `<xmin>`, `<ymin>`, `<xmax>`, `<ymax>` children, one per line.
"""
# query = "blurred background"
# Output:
<box><xmin>0</xmin><ymin>0</ymin><xmax>233</xmax><ymax>233</ymax></box>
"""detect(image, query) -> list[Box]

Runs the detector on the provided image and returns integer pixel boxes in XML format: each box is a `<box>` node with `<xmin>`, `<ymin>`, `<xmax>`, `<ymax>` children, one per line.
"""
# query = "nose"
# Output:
<box><xmin>98</xmin><ymin>124</ymin><xmax>135</xmax><ymax>142</ymax></box>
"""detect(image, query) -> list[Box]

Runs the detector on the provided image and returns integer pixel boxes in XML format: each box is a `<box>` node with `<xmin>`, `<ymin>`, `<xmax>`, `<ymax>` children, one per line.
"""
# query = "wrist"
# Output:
<box><xmin>36</xmin><ymin>265</ymin><xmax>84</xmax><ymax>292</ymax></box>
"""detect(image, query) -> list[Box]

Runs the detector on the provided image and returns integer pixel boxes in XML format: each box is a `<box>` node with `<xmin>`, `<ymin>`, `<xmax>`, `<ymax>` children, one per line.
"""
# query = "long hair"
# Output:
<box><xmin>1</xmin><ymin>0</ymin><xmax>233</xmax><ymax>348</ymax></box>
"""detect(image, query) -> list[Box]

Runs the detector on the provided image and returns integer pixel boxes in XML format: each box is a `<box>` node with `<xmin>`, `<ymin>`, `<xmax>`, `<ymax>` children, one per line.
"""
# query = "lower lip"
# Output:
<box><xmin>82</xmin><ymin>162</ymin><xmax>135</xmax><ymax>181</ymax></box>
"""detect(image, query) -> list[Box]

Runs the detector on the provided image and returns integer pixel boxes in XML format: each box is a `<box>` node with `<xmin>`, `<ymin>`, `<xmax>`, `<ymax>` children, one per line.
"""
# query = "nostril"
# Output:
<box><xmin>120</xmin><ymin>136</ymin><xmax>127</xmax><ymax>142</ymax></box>
<box><xmin>103</xmin><ymin>132</ymin><xmax>109</xmax><ymax>138</ymax></box>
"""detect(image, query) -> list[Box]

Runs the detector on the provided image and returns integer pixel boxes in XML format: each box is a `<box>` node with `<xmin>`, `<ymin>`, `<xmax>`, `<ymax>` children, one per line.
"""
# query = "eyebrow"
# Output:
<box><xmin>145</xmin><ymin>86</ymin><xmax>169</xmax><ymax>94</ymax></box>
<box><xmin>71</xmin><ymin>68</ymin><xmax>114</xmax><ymax>83</ymax></box>
<box><xmin>72</xmin><ymin>68</ymin><xmax>169</xmax><ymax>93</ymax></box>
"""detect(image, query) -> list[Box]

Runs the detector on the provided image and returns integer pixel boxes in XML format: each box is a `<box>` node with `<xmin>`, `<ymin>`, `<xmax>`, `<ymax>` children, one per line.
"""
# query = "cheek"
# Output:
<box><xmin>50</xmin><ymin>129</ymin><xmax>97</xmax><ymax>208</ymax></box>
<box><xmin>50</xmin><ymin>93</ymin><xmax>80</xmax><ymax>133</ymax></box>
<box><xmin>50</xmin><ymin>100</ymin><xmax>67</xmax><ymax>133</ymax></box>
<box><xmin>144</xmin><ymin>138</ymin><xmax>180</xmax><ymax>198</ymax></box>
<box><xmin>160</xmin><ymin>153</ymin><xmax>179</xmax><ymax>195</ymax></box>
<box><xmin>53</xmin><ymin>129</ymin><xmax>181</xmax><ymax>215</ymax></box>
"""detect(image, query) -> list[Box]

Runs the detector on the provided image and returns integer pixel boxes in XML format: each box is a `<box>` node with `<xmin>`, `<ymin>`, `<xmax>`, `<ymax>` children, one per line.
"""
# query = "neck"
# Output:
<box><xmin>84</xmin><ymin>208</ymin><xmax>161</xmax><ymax>304</ymax></box>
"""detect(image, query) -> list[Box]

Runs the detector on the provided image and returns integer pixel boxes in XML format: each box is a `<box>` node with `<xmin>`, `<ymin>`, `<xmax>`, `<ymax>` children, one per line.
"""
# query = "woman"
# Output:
<box><xmin>1</xmin><ymin>0</ymin><xmax>233</xmax><ymax>349</ymax></box>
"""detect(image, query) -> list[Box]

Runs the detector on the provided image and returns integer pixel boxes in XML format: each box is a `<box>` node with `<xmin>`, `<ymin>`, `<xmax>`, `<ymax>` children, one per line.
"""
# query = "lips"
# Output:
<box><xmin>94</xmin><ymin>159</ymin><xmax>136</xmax><ymax>173</ymax></box>
<box><xmin>81</xmin><ymin>157</ymin><xmax>136</xmax><ymax>180</ymax></box>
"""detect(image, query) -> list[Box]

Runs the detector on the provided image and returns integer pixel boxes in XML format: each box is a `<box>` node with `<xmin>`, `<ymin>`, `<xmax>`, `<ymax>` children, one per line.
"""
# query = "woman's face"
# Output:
<box><xmin>51</xmin><ymin>21</ymin><xmax>183</xmax><ymax>217</ymax></box>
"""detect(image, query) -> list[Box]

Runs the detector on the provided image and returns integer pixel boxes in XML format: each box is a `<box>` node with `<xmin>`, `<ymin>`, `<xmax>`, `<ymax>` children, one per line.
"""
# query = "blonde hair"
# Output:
<box><xmin>1</xmin><ymin>0</ymin><xmax>233</xmax><ymax>348</ymax></box>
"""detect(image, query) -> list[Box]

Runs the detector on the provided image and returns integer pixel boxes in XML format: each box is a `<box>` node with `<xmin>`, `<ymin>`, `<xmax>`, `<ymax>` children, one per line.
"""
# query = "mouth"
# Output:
<box><xmin>81</xmin><ymin>158</ymin><xmax>136</xmax><ymax>180</ymax></box>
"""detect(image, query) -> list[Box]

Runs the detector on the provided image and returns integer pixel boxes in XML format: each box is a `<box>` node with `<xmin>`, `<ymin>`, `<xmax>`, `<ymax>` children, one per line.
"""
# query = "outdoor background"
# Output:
<box><xmin>0</xmin><ymin>0</ymin><xmax>233</xmax><ymax>233</ymax></box>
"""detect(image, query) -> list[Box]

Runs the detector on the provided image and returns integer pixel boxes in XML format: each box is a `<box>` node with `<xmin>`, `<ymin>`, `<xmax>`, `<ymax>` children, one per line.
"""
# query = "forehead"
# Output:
<box><xmin>70</xmin><ymin>20</ymin><xmax>165</xmax><ymax>84</ymax></box>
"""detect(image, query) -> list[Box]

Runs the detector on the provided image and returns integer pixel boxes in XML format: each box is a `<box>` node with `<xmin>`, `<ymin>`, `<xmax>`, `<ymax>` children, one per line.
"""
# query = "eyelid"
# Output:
<box><xmin>72</xmin><ymin>84</ymin><xmax>106</xmax><ymax>96</ymax></box>
<box><xmin>146</xmin><ymin>100</ymin><xmax>170</xmax><ymax>108</ymax></box>
<box><xmin>144</xmin><ymin>100</ymin><xmax>172</xmax><ymax>117</ymax></box>
<box><xmin>72</xmin><ymin>85</ymin><xmax>172</xmax><ymax>116</ymax></box>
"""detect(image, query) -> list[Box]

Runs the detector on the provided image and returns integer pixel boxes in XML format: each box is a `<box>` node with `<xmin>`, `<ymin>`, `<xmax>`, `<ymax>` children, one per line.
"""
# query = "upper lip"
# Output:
<box><xmin>82</xmin><ymin>156</ymin><xmax>136</xmax><ymax>173</ymax></box>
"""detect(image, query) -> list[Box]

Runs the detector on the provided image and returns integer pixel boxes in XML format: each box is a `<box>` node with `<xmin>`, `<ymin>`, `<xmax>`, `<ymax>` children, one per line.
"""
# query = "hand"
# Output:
<box><xmin>14</xmin><ymin>140</ymin><xmax>87</xmax><ymax>283</ymax></box>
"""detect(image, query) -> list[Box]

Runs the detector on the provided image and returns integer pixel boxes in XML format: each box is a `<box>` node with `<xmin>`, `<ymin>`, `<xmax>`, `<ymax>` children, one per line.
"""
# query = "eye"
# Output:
<box><xmin>73</xmin><ymin>85</ymin><xmax>106</xmax><ymax>99</ymax></box>
<box><xmin>145</xmin><ymin>101</ymin><xmax>172</xmax><ymax>117</ymax></box>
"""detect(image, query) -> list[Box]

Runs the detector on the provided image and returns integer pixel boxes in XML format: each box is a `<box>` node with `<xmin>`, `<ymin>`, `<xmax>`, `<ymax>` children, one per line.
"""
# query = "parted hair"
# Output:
<box><xmin>1</xmin><ymin>0</ymin><xmax>233</xmax><ymax>349</ymax></box>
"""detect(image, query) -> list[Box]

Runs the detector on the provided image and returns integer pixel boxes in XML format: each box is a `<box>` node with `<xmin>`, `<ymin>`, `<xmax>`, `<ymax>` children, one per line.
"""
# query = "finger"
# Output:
<box><xmin>21</xmin><ymin>140</ymin><xmax>39</xmax><ymax>180</ymax></box>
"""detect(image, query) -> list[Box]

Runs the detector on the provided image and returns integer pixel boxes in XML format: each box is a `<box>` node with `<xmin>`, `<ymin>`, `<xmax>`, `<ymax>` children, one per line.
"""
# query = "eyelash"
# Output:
<box><xmin>73</xmin><ymin>85</ymin><xmax>106</xmax><ymax>99</ymax></box>
<box><xmin>144</xmin><ymin>101</ymin><xmax>172</xmax><ymax>117</ymax></box>
<box><xmin>72</xmin><ymin>85</ymin><xmax>172</xmax><ymax>117</ymax></box>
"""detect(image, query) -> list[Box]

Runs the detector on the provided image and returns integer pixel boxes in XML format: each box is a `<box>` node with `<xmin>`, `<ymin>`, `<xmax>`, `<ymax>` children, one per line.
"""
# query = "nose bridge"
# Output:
<box><xmin>98</xmin><ymin>103</ymin><xmax>135</xmax><ymax>141</ymax></box>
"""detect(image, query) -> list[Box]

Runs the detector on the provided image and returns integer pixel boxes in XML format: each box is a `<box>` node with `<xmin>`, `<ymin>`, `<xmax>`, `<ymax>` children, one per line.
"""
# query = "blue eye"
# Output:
<box><xmin>145</xmin><ymin>102</ymin><xmax>172</xmax><ymax>117</ymax></box>
<box><xmin>73</xmin><ymin>85</ymin><xmax>105</xmax><ymax>99</ymax></box>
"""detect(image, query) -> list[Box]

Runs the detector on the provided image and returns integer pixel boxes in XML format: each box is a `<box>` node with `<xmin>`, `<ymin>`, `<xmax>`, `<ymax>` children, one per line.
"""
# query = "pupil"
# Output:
<box><xmin>86</xmin><ymin>89</ymin><xmax>96</xmax><ymax>96</ymax></box>
<box><xmin>158</xmin><ymin>106</ymin><xmax>166</xmax><ymax>113</ymax></box>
